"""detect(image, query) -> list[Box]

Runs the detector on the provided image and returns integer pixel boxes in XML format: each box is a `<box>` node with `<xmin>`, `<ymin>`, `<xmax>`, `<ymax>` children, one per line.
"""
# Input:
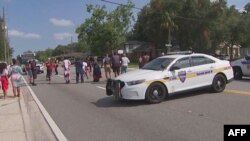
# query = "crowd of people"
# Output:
<box><xmin>41</xmin><ymin>52</ymin><xmax>133</xmax><ymax>84</ymax></box>
<box><xmin>0</xmin><ymin>51</ymin><xmax>150</xmax><ymax>99</ymax></box>
<box><xmin>103</xmin><ymin>52</ymin><xmax>130</xmax><ymax>79</ymax></box>
<box><xmin>0</xmin><ymin>58</ymin><xmax>24</xmax><ymax>99</ymax></box>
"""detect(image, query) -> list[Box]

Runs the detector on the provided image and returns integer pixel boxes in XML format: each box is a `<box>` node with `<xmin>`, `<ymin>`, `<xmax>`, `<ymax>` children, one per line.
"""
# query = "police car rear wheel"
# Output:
<box><xmin>212</xmin><ymin>74</ymin><xmax>226</xmax><ymax>93</ymax></box>
<box><xmin>146</xmin><ymin>82</ymin><xmax>166</xmax><ymax>104</ymax></box>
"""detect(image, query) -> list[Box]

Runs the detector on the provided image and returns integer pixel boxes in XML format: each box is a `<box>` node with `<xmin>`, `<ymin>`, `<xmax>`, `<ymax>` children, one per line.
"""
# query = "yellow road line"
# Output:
<box><xmin>225</xmin><ymin>89</ymin><xmax>250</xmax><ymax>95</ymax></box>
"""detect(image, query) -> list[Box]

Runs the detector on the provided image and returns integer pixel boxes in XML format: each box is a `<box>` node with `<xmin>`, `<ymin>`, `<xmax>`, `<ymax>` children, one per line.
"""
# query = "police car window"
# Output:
<box><xmin>172</xmin><ymin>57</ymin><xmax>190</xmax><ymax>69</ymax></box>
<box><xmin>142</xmin><ymin>58</ymin><xmax>175</xmax><ymax>70</ymax></box>
<box><xmin>245</xmin><ymin>56</ymin><xmax>250</xmax><ymax>60</ymax></box>
<box><xmin>191</xmin><ymin>56</ymin><xmax>215</xmax><ymax>66</ymax></box>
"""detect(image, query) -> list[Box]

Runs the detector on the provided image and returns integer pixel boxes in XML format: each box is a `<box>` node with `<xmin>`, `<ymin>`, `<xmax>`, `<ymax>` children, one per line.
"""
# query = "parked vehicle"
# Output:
<box><xmin>36</xmin><ymin>61</ymin><xmax>44</xmax><ymax>74</ymax></box>
<box><xmin>231</xmin><ymin>56</ymin><xmax>250</xmax><ymax>79</ymax></box>
<box><xmin>25</xmin><ymin>59</ymin><xmax>44</xmax><ymax>74</ymax></box>
<box><xmin>106</xmin><ymin>52</ymin><xmax>234</xmax><ymax>104</ymax></box>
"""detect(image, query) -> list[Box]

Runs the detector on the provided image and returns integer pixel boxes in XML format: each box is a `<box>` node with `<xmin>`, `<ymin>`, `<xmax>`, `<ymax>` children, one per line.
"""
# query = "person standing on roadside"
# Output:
<box><xmin>45</xmin><ymin>58</ymin><xmax>50</xmax><ymax>81</ymax></box>
<box><xmin>93</xmin><ymin>62</ymin><xmax>102</xmax><ymax>82</ymax></box>
<box><xmin>138</xmin><ymin>54</ymin><xmax>143</xmax><ymax>69</ymax></box>
<box><xmin>85</xmin><ymin>56</ymin><xmax>92</xmax><ymax>77</ymax></box>
<box><xmin>75</xmin><ymin>58</ymin><xmax>84</xmax><ymax>83</ymax></box>
<box><xmin>30</xmin><ymin>59</ymin><xmax>37</xmax><ymax>86</ymax></box>
<box><xmin>46</xmin><ymin>59</ymin><xmax>54</xmax><ymax>84</ymax></box>
<box><xmin>82</xmin><ymin>58</ymin><xmax>88</xmax><ymax>79</ymax></box>
<box><xmin>121</xmin><ymin>54</ymin><xmax>130</xmax><ymax>74</ymax></box>
<box><xmin>111</xmin><ymin>52</ymin><xmax>121</xmax><ymax>77</ymax></box>
<box><xmin>142</xmin><ymin>52</ymin><xmax>150</xmax><ymax>66</ymax></box>
<box><xmin>9</xmin><ymin>59</ymin><xmax>23</xmax><ymax>97</ymax></box>
<box><xmin>25</xmin><ymin>61</ymin><xmax>33</xmax><ymax>84</ymax></box>
<box><xmin>0</xmin><ymin>62</ymin><xmax>9</xmax><ymax>99</ymax></box>
<box><xmin>63</xmin><ymin>58</ymin><xmax>71</xmax><ymax>83</ymax></box>
<box><xmin>139</xmin><ymin>52</ymin><xmax>150</xmax><ymax>68</ymax></box>
<box><xmin>54</xmin><ymin>60</ymin><xmax>59</xmax><ymax>75</ymax></box>
<box><xmin>103</xmin><ymin>54</ymin><xmax>112</xmax><ymax>79</ymax></box>
<box><xmin>89</xmin><ymin>56</ymin><xmax>94</xmax><ymax>72</ymax></box>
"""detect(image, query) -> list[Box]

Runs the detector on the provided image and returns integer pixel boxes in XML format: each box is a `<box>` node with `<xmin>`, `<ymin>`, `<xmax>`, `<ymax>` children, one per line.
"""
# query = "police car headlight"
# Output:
<box><xmin>127</xmin><ymin>79</ymin><xmax>145</xmax><ymax>86</ymax></box>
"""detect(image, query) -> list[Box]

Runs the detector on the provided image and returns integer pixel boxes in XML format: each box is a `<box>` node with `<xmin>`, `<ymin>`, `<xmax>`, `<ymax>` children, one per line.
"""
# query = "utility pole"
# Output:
<box><xmin>71</xmin><ymin>36</ymin><xmax>73</xmax><ymax>54</ymax></box>
<box><xmin>71</xmin><ymin>36</ymin><xmax>73</xmax><ymax>58</ymax></box>
<box><xmin>2</xmin><ymin>7</ymin><xmax>7</xmax><ymax>62</ymax></box>
<box><xmin>6</xmin><ymin>27</ymin><xmax>9</xmax><ymax>63</ymax></box>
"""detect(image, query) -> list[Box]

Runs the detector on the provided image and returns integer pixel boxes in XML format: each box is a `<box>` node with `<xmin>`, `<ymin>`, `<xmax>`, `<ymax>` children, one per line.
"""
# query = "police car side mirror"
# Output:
<box><xmin>170</xmin><ymin>66</ymin><xmax>180</xmax><ymax>71</ymax></box>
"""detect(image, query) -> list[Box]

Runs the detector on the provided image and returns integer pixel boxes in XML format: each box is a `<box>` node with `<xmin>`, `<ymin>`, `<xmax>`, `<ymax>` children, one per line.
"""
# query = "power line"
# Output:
<box><xmin>2</xmin><ymin>7</ymin><xmax>7</xmax><ymax>62</ymax></box>
<box><xmin>99</xmin><ymin>0</ymin><xmax>207</xmax><ymax>22</ymax></box>
<box><xmin>100</xmin><ymin>0</ymin><xmax>142</xmax><ymax>10</ymax></box>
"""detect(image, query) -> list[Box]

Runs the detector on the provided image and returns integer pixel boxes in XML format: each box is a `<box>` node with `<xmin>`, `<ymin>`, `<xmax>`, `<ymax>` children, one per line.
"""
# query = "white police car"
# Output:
<box><xmin>106</xmin><ymin>52</ymin><xmax>234</xmax><ymax>104</ymax></box>
<box><xmin>231</xmin><ymin>56</ymin><xmax>250</xmax><ymax>79</ymax></box>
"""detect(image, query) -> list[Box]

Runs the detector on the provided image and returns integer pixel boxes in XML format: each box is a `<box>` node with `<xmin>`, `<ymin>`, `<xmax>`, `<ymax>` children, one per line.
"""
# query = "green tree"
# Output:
<box><xmin>36</xmin><ymin>51</ymin><xmax>48</xmax><ymax>62</ymax></box>
<box><xmin>131</xmin><ymin>0</ymin><xmax>249</xmax><ymax>55</ymax></box>
<box><xmin>0</xmin><ymin>28</ymin><xmax>4</xmax><ymax>60</ymax></box>
<box><xmin>240</xmin><ymin>3</ymin><xmax>250</xmax><ymax>48</ymax></box>
<box><xmin>36</xmin><ymin>48</ymin><xmax>53</xmax><ymax>61</ymax></box>
<box><xmin>222</xmin><ymin>5</ymin><xmax>243</xmax><ymax>59</ymax></box>
<box><xmin>52</xmin><ymin>45</ymin><xmax>66</xmax><ymax>56</ymax></box>
<box><xmin>244</xmin><ymin>3</ymin><xmax>250</xmax><ymax>13</ymax></box>
<box><xmin>76</xmin><ymin>1</ymin><xmax>134</xmax><ymax>55</ymax></box>
<box><xmin>1</xmin><ymin>18</ymin><xmax>13</xmax><ymax>61</ymax></box>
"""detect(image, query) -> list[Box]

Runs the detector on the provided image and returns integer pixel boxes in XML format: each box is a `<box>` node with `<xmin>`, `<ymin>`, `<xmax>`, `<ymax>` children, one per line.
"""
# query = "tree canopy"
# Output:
<box><xmin>28</xmin><ymin>0</ymin><xmax>250</xmax><ymax>61</ymax></box>
<box><xmin>0</xmin><ymin>18</ymin><xmax>12</xmax><ymax>62</ymax></box>
<box><xmin>76</xmin><ymin>1</ymin><xmax>134</xmax><ymax>55</ymax></box>
<box><xmin>130</xmin><ymin>0</ymin><xmax>250</xmax><ymax>53</ymax></box>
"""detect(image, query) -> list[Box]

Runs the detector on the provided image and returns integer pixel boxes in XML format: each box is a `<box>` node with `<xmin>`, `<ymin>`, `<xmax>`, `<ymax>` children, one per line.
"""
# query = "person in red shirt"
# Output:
<box><xmin>0</xmin><ymin>63</ymin><xmax>9</xmax><ymax>99</ymax></box>
<box><xmin>46</xmin><ymin>59</ymin><xmax>54</xmax><ymax>83</ymax></box>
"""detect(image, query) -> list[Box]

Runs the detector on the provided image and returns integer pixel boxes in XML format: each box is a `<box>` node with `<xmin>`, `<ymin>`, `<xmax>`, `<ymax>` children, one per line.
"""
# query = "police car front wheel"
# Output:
<box><xmin>145</xmin><ymin>82</ymin><xmax>167</xmax><ymax>104</ymax></box>
<box><xmin>211</xmin><ymin>74</ymin><xmax>226</xmax><ymax>93</ymax></box>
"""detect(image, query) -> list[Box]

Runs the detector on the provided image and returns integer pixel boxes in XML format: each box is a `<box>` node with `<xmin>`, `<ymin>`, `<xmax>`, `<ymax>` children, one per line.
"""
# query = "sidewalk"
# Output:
<box><xmin>0</xmin><ymin>84</ymin><xmax>28</xmax><ymax>141</ymax></box>
<box><xmin>0</xmin><ymin>67</ymin><xmax>138</xmax><ymax>141</ymax></box>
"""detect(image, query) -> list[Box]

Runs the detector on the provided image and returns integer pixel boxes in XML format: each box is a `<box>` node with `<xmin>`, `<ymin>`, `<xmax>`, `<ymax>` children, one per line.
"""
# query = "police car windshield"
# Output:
<box><xmin>142</xmin><ymin>58</ymin><xmax>175</xmax><ymax>70</ymax></box>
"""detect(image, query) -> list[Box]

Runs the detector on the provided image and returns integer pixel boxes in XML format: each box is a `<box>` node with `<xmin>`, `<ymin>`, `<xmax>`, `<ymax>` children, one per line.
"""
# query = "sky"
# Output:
<box><xmin>0</xmin><ymin>0</ymin><xmax>249</xmax><ymax>57</ymax></box>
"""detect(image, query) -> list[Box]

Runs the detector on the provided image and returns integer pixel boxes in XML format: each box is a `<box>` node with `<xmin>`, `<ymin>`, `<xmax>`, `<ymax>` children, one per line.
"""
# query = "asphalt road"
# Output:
<box><xmin>25</xmin><ymin>67</ymin><xmax>250</xmax><ymax>141</ymax></box>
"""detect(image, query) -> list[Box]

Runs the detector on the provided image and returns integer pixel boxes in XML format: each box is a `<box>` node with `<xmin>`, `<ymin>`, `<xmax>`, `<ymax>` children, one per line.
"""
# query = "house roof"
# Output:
<box><xmin>118</xmin><ymin>41</ymin><xmax>152</xmax><ymax>52</ymax></box>
<box><xmin>133</xmin><ymin>43</ymin><xmax>152</xmax><ymax>52</ymax></box>
<box><xmin>118</xmin><ymin>41</ymin><xmax>145</xmax><ymax>49</ymax></box>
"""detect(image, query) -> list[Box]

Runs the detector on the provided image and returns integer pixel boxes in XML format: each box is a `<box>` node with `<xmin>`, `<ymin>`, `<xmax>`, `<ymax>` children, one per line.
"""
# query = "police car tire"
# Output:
<box><xmin>145</xmin><ymin>82</ymin><xmax>166</xmax><ymax>104</ymax></box>
<box><xmin>233</xmin><ymin>67</ymin><xmax>243</xmax><ymax>80</ymax></box>
<box><xmin>211</xmin><ymin>74</ymin><xmax>226</xmax><ymax>93</ymax></box>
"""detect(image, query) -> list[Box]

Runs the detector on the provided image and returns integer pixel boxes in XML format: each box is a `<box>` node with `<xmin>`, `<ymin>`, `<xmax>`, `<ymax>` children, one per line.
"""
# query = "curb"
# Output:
<box><xmin>19</xmin><ymin>91</ymin><xmax>34</xmax><ymax>141</ymax></box>
<box><xmin>22</xmin><ymin>77</ymin><xmax>68</xmax><ymax>141</ymax></box>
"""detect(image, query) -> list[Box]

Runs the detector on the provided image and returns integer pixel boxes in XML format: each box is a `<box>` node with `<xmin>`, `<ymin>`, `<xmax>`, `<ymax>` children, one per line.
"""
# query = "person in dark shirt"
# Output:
<box><xmin>93</xmin><ymin>62</ymin><xmax>101</xmax><ymax>82</ymax></box>
<box><xmin>111</xmin><ymin>52</ymin><xmax>121</xmax><ymax>77</ymax></box>
<box><xmin>103</xmin><ymin>54</ymin><xmax>112</xmax><ymax>79</ymax></box>
<box><xmin>30</xmin><ymin>59</ymin><xmax>37</xmax><ymax>86</ymax></box>
<box><xmin>54</xmin><ymin>60</ymin><xmax>59</xmax><ymax>75</ymax></box>
<box><xmin>75</xmin><ymin>58</ymin><xmax>84</xmax><ymax>83</ymax></box>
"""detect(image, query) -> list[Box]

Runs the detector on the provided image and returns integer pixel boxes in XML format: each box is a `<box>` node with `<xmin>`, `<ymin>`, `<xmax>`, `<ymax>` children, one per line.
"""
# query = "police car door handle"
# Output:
<box><xmin>210</xmin><ymin>66</ymin><xmax>214</xmax><ymax>69</ymax></box>
<box><xmin>187</xmin><ymin>70</ymin><xmax>192</xmax><ymax>73</ymax></box>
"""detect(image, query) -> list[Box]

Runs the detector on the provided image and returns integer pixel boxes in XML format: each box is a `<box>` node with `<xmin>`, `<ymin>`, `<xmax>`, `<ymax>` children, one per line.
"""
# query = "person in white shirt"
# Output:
<box><xmin>121</xmin><ymin>54</ymin><xmax>130</xmax><ymax>74</ymax></box>
<box><xmin>82</xmin><ymin>58</ymin><xmax>88</xmax><ymax>79</ymax></box>
<box><xmin>63</xmin><ymin>59</ymin><xmax>71</xmax><ymax>83</ymax></box>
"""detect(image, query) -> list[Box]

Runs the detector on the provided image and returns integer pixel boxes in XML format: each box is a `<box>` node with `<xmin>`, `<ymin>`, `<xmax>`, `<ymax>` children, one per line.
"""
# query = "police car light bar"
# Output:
<box><xmin>167</xmin><ymin>51</ymin><xmax>193</xmax><ymax>55</ymax></box>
